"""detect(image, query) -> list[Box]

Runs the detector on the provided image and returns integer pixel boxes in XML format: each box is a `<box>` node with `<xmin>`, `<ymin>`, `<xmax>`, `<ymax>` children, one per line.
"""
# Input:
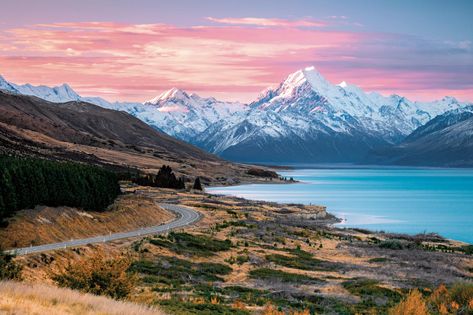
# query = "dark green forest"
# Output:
<box><xmin>0</xmin><ymin>155</ymin><xmax>121</xmax><ymax>225</ymax></box>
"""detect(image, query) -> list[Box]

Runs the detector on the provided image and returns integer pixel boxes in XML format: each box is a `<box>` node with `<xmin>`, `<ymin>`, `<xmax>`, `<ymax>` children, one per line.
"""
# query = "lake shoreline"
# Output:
<box><xmin>208</xmin><ymin>167</ymin><xmax>473</xmax><ymax>245</ymax></box>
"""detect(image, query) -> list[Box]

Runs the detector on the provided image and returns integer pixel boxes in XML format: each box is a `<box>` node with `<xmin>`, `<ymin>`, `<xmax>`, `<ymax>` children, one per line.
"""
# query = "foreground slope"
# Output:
<box><xmin>0</xmin><ymin>281</ymin><xmax>163</xmax><ymax>315</ymax></box>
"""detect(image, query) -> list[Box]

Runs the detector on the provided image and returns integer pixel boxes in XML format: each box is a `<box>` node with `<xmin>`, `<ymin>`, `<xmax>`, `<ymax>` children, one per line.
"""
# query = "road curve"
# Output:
<box><xmin>5</xmin><ymin>204</ymin><xmax>201</xmax><ymax>256</ymax></box>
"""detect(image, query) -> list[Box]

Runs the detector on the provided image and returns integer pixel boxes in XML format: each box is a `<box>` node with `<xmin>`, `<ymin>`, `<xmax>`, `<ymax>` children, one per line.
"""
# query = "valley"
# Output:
<box><xmin>4</xmin><ymin>185</ymin><xmax>472</xmax><ymax>314</ymax></box>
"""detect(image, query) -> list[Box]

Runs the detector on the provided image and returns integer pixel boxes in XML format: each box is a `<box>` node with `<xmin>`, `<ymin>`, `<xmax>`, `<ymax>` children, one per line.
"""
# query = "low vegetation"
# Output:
<box><xmin>129</xmin><ymin>256</ymin><xmax>232</xmax><ymax>287</ymax></box>
<box><xmin>389</xmin><ymin>283</ymin><xmax>473</xmax><ymax>315</ymax></box>
<box><xmin>149</xmin><ymin>232</ymin><xmax>232</xmax><ymax>256</ymax></box>
<box><xmin>249</xmin><ymin>268</ymin><xmax>323</xmax><ymax>284</ymax></box>
<box><xmin>266</xmin><ymin>248</ymin><xmax>334</xmax><ymax>271</ymax></box>
<box><xmin>246</xmin><ymin>168</ymin><xmax>278</xmax><ymax>178</ymax></box>
<box><xmin>0</xmin><ymin>155</ymin><xmax>120</xmax><ymax>225</ymax></box>
<box><xmin>53</xmin><ymin>253</ymin><xmax>136</xmax><ymax>299</ymax></box>
<box><xmin>0</xmin><ymin>250</ymin><xmax>22</xmax><ymax>280</ymax></box>
<box><xmin>5</xmin><ymin>187</ymin><xmax>473</xmax><ymax>314</ymax></box>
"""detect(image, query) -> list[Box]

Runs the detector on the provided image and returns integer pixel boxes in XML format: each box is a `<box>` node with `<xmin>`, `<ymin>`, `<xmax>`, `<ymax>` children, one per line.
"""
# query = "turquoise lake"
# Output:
<box><xmin>207</xmin><ymin>168</ymin><xmax>473</xmax><ymax>244</ymax></box>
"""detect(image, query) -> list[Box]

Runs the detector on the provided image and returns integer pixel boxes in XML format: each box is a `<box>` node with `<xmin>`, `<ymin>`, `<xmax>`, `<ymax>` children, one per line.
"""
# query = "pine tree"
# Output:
<box><xmin>193</xmin><ymin>177</ymin><xmax>203</xmax><ymax>190</ymax></box>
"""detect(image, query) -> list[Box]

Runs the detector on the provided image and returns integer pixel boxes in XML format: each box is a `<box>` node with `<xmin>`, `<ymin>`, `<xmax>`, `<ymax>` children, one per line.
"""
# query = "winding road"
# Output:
<box><xmin>6</xmin><ymin>204</ymin><xmax>201</xmax><ymax>256</ymax></box>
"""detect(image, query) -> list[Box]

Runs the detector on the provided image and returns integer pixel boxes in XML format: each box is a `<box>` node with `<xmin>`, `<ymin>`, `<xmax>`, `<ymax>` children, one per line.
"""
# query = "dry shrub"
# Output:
<box><xmin>52</xmin><ymin>252</ymin><xmax>136</xmax><ymax>299</ymax></box>
<box><xmin>232</xmin><ymin>300</ymin><xmax>246</xmax><ymax>310</ymax></box>
<box><xmin>390</xmin><ymin>283</ymin><xmax>473</xmax><ymax>315</ymax></box>
<box><xmin>262</xmin><ymin>303</ymin><xmax>310</xmax><ymax>315</ymax></box>
<box><xmin>389</xmin><ymin>289</ymin><xmax>429</xmax><ymax>315</ymax></box>
<box><xmin>262</xmin><ymin>303</ymin><xmax>285</xmax><ymax>315</ymax></box>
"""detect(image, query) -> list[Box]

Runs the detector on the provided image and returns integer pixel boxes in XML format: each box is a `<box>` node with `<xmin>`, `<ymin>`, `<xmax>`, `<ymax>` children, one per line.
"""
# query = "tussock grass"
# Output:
<box><xmin>0</xmin><ymin>280</ymin><xmax>164</xmax><ymax>315</ymax></box>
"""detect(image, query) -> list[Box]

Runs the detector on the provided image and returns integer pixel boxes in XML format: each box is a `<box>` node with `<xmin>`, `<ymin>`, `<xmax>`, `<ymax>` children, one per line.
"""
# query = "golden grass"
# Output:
<box><xmin>389</xmin><ymin>289</ymin><xmax>429</xmax><ymax>315</ymax></box>
<box><xmin>0</xmin><ymin>194</ymin><xmax>173</xmax><ymax>249</ymax></box>
<box><xmin>0</xmin><ymin>281</ymin><xmax>164</xmax><ymax>315</ymax></box>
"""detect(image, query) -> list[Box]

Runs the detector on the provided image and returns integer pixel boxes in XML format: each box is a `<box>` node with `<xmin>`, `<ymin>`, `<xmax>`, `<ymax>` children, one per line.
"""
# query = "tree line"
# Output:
<box><xmin>131</xmin><ymin>165</ymin><xmax>203</xmax><ymax>191</ymax></box>
<box><xmin>0</xmin><ymin>155</ymin><xmax>121</xmax><ymax>225</ymax></box>
<box><xmin>132</xmin><ymin>165</ymin><xmax>185</xmax><ymax>189</ymax></box>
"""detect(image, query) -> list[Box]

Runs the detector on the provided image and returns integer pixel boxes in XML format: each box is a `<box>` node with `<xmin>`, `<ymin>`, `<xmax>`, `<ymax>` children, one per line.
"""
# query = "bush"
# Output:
<box><xmin>149</xmin><ymin>232</ymin><xmax>232</xmax><ymax>256</ymax></box>
<box><xmin>389</xmin><ymin>283</ymin><xmax>473</xmax><ymax>314</ymax></box>
<box><xmin>159</xmin><ymin>299</ymin><xmax>250</xmax><ymax>315</ymax></box>
<box><xmin>266</xmin><ymin>249</ymin><xmax>334</xmax><ymax>271</ymax></box>
<box><xmin>379</xmin><ymin>239</ymin><xmax>416</xmax><ymax>250</ymax></box>
<box><xmin>342</xmin><ymin>279</ymin><xmax>401</xmax><ymax>301</ymax></box>
<box><xmin>53</xmin><ymin>253</ymin><xmax>135</xmax><ymax>299</ymax></box>
<box><xmin>0</xmin><ymin>250</ymin><xmax>22</xmax><ymax>280</ymax></box>
<box><xmin>249</xmin><ymin>268</ymin><xmax>323</xmax><ymax>284</ymax></box>
<box><xmin>130</xmin><ymin>256</ymin><xmax>232</xmax><ymax>286</ymax></box>
<box><xmin>389</xmin><ymin>289</ymin><xmax>428</xmax><ymax>315</ymax></box>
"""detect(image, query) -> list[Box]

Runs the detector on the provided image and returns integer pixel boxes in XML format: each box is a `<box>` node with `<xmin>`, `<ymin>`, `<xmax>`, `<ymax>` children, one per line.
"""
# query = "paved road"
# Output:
<box><xmin>5</xmin><ymin>204</ymin><xmax>201</xmax><ymax>256</ymax></box>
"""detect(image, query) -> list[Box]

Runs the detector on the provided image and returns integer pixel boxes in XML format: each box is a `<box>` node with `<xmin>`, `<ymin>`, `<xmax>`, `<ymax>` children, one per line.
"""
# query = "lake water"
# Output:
<box><xmin>207</xmin><ymin>168</ymin><xmax>473</xmax><ymax>244</ymax></box>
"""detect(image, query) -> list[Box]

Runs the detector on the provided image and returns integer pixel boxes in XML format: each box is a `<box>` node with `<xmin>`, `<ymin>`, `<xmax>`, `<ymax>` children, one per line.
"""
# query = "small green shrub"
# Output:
<box><xmin>378</xmin><ymin>239</ymin><xmax>416</xmax><ymax>250</ymax></box>
<box><xmin>159</xmin><ymin>299</ymin><xmax>250</xmax><ymax>315</ymax></box>
<box><xmin>343</xmin><ymin>279</ymin><xmax>400</xmax><ymax>298</ymax></box>
<box><xmin>249</xmin><ymin>268</ymin><xmax>323</xmax><ymax>284</ymax></box>
<box><xmin>0</xmin><ymin>250</ymin><xmax>22</xmax><ymax>280</ymax></box>
<box><xmin>149</xmin><ymin>232</ymin><xmax>232</xmax><ymax>256</ymax></box>
<box><xmin>129</xmin><ymin>256</ymin><xmax>232</xmax><ymax>286</ymax></box>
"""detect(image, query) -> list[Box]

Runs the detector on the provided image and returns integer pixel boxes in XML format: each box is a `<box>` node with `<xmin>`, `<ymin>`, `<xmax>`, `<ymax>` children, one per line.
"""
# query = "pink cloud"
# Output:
<box><xmin>0</xmin><ymin>21</ymin><xmax>471</xmax><ymax>103</ymax></box>
<box><xmin>206</xmin><ymin>17</ymin><xmax>327</xmax><ymax>28</ymax></box>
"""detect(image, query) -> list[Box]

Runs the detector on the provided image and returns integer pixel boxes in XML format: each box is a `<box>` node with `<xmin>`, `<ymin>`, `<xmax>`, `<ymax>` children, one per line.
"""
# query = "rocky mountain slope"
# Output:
<box><xmin>368</xmin><ymin>106</ymin><xmax>473</xmax><ymax>166</ymax></box>
<box><xmin>0</xmin><ymin>91</ymin><xmax>270</xmax><ymax>185</ymax></box>
<box><xmin>1</xmin><ymin>69</ymin><xmax>471</xmax><ymax>165</ymax></box>
<box><xmin>196</xmin><ymin>67</ymin><xmax>468</xmax><ymax>162</ymax></box>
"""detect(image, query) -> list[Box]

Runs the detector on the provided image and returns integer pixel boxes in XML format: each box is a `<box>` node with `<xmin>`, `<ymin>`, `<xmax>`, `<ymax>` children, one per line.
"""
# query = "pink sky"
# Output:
<box><xmin>1</xmin><ymin>19</ymin><xmax>472</xmax><ymax>103</ymax></box>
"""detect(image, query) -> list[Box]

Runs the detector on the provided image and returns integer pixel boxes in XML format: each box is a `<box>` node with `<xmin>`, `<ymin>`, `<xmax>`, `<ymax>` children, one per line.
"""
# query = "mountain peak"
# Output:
<box><xmin>283</xmin><ymin>66</ymin><xmax>331</xmax><ymax>91</ymax></box>
<box><xmin>338</xmin><ymin>81</ymin><xmax>348</xmax><ymax>88</ymax></box>
<box><xmin>148</xmin><ymin>88</ymin><xmax>190</xmax><ymax>104</ymax></box>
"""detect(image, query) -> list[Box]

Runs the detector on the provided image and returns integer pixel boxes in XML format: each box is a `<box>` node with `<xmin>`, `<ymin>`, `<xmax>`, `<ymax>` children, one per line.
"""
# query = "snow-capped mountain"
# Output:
<box><xmin>0</xmin><ymin>75</ymin><xmax>245</xmax><ymax>143</ymax></box>
<box><xmin>367</xmin><ymin>105</ymin><xmax>473</xmax><ymax>166</ymax></box>
<box><xmin>1</xmin><ymin>68</ymin><xmax>471</xmax><ymax>164</ymax></box>
<box><xmin>196</xmin><ymin>67</ymin><xmax>470</xmax><ymax>162</ymax></box>
<box><xmin>140</xmin><ymin>88</ymin><xmax>246</xmax><ymax>140</ymax></box>
<box><xmin>0</xmin><ymin>75</ymin><xmax>82</xmax><ymax>103</ymax></box>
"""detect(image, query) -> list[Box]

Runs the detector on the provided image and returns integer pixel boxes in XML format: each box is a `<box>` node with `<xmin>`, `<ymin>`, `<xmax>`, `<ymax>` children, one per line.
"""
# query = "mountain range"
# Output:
<box><xmin>0</xmin><ymin>90</ymin><xmax>268</xmax><ymax>185</ymax></box>
<box><xmin>1</xmin><ymin>67</ymin><xmax>471</xmax><ymax>166</ymax></box>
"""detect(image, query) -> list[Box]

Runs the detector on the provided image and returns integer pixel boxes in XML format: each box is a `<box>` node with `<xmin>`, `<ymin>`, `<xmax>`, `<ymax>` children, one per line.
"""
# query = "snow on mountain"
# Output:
<box><xmin>0</xmin><ymin>76</ymin><xmax>82</xmax><ymax>103</ymax></box>
<box><xmin>0</xmin><ymin>74</ymin><xmax>246</xmax><ymax>142</ymax></box>
<box><xmin>197</xmin><ymin>66</ymin><xmax>471</xmax><ymax>162</ymax></box>
<box><xmin>141</xmin><ymin>88</ymin><xmax>246</xmax><ymax>140</ymax></box>
<box><xmin>1</xmin><ymin>69</ymin><xmax>470</xmax><ymax>164</ymax></box>
<box><xmin>367</xmin><ymin>105</ymin><xmax>473</xmax><ymax>167</ymax></box>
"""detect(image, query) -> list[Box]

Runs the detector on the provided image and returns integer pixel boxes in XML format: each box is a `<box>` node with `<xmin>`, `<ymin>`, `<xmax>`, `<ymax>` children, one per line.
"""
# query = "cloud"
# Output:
<box><xmin>0</xmin><ymin>21</ymin><xmax>471</xmax><ymax>102</ymax></box>
<box><xmin>206</xmin><ymin>17</ymin><xmax>327</xmax><ymax>28</ymax></box>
